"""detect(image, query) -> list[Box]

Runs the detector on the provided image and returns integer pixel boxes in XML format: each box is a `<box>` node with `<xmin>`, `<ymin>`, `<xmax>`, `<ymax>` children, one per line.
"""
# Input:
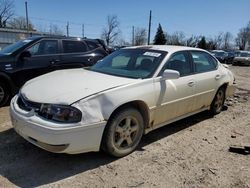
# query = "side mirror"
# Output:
<box><xmin>19</xmin><ymin>51</ymin><xmax>31</xmax><ymax>60</ymax></box>
<box><xmin>161</xmin><ymin>69</ymin><xmax>180</xmax><ymax>80</ymax></box>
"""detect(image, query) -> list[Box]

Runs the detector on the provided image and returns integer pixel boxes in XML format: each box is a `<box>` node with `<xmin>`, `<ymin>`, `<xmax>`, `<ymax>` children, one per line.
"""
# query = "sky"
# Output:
<box><xmin>13</xmin><ymin>0</ymin><xmax>250</xmax><ymax>44</ymax></box>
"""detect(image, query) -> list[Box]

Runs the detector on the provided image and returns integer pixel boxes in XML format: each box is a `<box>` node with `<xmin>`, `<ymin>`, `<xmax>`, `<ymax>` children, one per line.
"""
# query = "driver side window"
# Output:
<box><xmin>164</xmin><ymin>52</ymin><xmax>192</xmax><ymax>76</ymax></box>
<box><xmin>27</xmin><ymin>40</ymin><xmax>58</xmax><ymax>55</ymax></box>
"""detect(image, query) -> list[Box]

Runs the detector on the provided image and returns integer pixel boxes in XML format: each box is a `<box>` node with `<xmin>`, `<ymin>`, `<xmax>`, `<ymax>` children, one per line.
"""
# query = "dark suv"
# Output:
<box><xmin>0</xmin><ymin>36</ymin><xmax>108</xmax><ymax>106</ymax></box>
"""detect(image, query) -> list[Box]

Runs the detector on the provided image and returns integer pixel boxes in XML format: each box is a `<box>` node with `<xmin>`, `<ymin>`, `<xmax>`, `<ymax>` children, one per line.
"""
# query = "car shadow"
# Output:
<box><xmin>139</xmin><ymin>110</ymin><xmax>213</xmax><ymax>148</ymax></box>
<box><xmin>0</xmin><ymin>110</ymin><xmax>214</xmax><ymax>187</ymax></box>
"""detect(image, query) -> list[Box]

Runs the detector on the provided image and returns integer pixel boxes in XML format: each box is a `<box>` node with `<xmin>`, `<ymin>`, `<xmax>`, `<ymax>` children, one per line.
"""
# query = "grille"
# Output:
<box><xmin>17</xmin><ymin>95</ymin><xmax>41</xmax><ymax>112</ymax></box>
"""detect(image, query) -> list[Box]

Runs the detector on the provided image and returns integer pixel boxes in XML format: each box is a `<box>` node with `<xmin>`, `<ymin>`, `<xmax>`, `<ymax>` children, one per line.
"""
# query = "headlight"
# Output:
<box><xmin>38</xmin><ymin>104</ymin><xmax>82</xmax><ymax>123</ymax></box>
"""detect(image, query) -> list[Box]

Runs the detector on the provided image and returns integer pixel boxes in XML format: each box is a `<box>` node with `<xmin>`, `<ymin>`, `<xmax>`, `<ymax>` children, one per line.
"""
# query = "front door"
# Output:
<box><xmin>15</xmin><ymin>39</ymin><xmax>60</xmax><ymax>86</ymax></box>
<box><xmin>153</xmin><ymin>51</ymin><xmax>196</xmax><ymax>126</ymax></box>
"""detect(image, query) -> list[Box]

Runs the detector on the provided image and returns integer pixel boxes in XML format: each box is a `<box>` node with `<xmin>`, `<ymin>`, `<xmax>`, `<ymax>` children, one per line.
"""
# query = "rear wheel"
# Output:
<box><xmin>210</xmin><ymin>87</ymin><xmax>225</xmax><ymax>115</ymax></box>
<box><xmin>102</xmin><ymin>108</ymin><xmax>144</xmax><ymax>157</ymax></box>
<box><xmin>0</xmin><ymin>81</ymin><xmax>10</xmax><ymax>107</ymax></box>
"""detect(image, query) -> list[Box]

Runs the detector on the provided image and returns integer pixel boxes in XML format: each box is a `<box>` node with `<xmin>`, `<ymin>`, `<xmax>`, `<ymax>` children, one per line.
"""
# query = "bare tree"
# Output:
<box><xmin>222</xmin><ymin>32</ymin><xmax>233</xmax><ymax>50</ymax></box>
<box><xmin>8</xmin><ymin>16</ymin><xmax>34</xmax><ymax>30</ymax></box>
<box><xmin>166</xmin><ymin>31</ymin><xmax>185</xmax><ymax>45</ymax></box>
<box><xmin>236</xmin><ymin>21</ymin><xmax>250</xmax><ymax>50</ymax></box>
<box><xmin>207</xmin><ymin>33</ymin><xmax>224</xmax><ymax>50</ymax></box>
<box><xmin>101</xmin><ymin>15</ymin><xmax>120</xmax><ymax>46</ymax></box>
<box><xmin>134</xmin><ymin>27</ymin><xmax>147</xmax><ymax>46</ymax></box>
<box><xmin>0</xmin><ymin>0</ymin><xmax>14</xmax><ymax>28</ymax></box>
<box><xmin>185</xmin><ymin>35</ymin><xmax>200</xmax><ymax>47</ymax></box>
<box><xmin>49</xmin><ymin>24</ymin><xmax>64</xmax><ymax>35</ymax></box>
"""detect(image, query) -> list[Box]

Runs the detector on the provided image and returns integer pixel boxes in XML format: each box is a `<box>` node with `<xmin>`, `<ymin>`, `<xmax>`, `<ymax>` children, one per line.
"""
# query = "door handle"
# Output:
<box><xmin>188</xmin><ymin>81</ymin><xmax>195</xmax><ymax>87</ymax></box>
<box><xmin>215</xmin><ymin>74</ymin><xmax>221</xmax><ymax>80</ymax></box>
<box><xmin>50</xmin><ymin>59</ymin><xmax>60</xmax><ymax>64</ymax></box>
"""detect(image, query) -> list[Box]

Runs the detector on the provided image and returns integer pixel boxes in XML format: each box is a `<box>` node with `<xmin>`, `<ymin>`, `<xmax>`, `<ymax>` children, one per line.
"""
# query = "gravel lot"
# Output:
<box><xmin>0</xmin><ymin>66</ymin><xmax>249</xmax><ymax>188</ymax></box>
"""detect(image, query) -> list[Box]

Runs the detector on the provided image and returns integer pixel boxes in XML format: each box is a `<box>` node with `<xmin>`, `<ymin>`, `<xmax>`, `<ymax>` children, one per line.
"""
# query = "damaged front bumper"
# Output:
<box><xmin>10</xmin><ymin>95</ymin><xmax>107</xmax><ymax>154</ymax></box>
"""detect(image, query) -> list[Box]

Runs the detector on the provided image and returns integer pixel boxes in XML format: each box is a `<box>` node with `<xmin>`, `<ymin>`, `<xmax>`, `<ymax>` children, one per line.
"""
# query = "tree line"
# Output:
<box><xmin>101</xmin><ymin>15</ymin><xmax>250</xmax><ymax>50</ymax></box>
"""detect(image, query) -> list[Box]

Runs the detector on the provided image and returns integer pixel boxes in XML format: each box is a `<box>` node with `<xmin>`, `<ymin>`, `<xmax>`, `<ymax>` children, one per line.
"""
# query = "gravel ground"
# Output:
<box><xmin>0</xmin><ymin>65</ymin><xmax>249</xmax><ymax>188</ymax></box>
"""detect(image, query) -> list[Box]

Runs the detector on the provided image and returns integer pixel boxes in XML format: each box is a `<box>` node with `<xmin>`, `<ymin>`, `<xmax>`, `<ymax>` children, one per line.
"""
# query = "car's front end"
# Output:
<box><xmin>9</xmin><ymin>68</ymin><xmax>137</xmax><ymax>154</ymax></box>
<box><xmin>10</xmin><ymin>93</ymin><xmax>107</xmax><ymax>154</ymax></box>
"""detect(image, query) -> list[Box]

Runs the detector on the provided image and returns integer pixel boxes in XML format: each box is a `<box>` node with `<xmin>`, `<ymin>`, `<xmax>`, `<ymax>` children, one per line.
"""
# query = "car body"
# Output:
<box><xmin>224</xmin><ymin>51</ymin><xmax>235</xmax><ymax>64</ymax></box>
<box><xmin>0</xmin><ymin>36</ymin><xmax>108</xmax><ymax>106</ymax></box>
<box><xmin>211</xmin><ymin>50</ymin><xmax>227</xmax><ymax>63</ymax></box>
<box><xmin>10</xmin><ymin>45</ymin><xmax>236</xmax><ymax>157</ymax></box>
<box><xmin>232</xmin><ymin>51</ymin><xmax>250</xmax><ymax>66</ymax></box>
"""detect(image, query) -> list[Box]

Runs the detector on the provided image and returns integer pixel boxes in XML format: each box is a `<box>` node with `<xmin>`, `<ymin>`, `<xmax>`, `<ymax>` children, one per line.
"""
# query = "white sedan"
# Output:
<box><xmin>10</xmin><ymin>46</ymin><xmax>236</xmax><ymax>157</ymax></box>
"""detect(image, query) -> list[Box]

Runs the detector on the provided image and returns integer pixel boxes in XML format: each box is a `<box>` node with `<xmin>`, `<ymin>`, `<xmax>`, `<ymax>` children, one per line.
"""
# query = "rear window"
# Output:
<box><xmin>62</xmin><ymin>40</ymin><xmax>87</xmax><ymax>53</ymax></box>
<box><xmin>191</xmin><ymin>51</ymin><xmax>217</xmax><ymax>73</ymax></box>
<box><xmin>85</xmin><ymin>40</ymin><xmax>99</xmax><ymax>50</ymax></box>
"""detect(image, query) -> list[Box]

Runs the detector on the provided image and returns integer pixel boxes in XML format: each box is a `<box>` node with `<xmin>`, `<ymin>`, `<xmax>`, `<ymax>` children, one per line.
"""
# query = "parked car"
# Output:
<box><xmin>10</xmin><ymin>45</ymin><xmax>236</xmax><ymax>157</ymax></box>
<box><xmin>211</xmin><ymin>50</ymin><xmax>227</xmax><ymax>63</ymax></box>
<box><xmin>232</xmin><ymin>51</ymin><xmax>250</xmax><ymax>66</ymax></box>
<box><xmin>224</xmin><ymin>51</ymin><xmax>235</xmax><ymax>64</ymax></box>
<box><xmin>0</xmin><ymin>36</ymin><xmax>108</xmax><ymax>106</ymax></box>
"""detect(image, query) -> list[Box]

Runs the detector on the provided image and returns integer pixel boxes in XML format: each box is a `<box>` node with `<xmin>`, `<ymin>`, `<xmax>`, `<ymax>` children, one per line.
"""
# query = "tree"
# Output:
<box><xmin>197</xmin><ymin>36</ymin><xmax>207</xmax><ymax>49</ymax></box>
<box><xmin>153</xmin><ymin>23</ymin><xmax>166</xmax><ymax>45</ymax></box>
<box><xmin>8</xmin><ymin>16</ymin><xmax>34</xmax><ymax>30</ymax></box>
<box><xmin>101</xmin><ymin>15</ymin><xmax>120</xmax><ymax>46</ymax></box>
<box><xmin>222</xmin><ymin>32</ymin><xmax>233</xmax><ymax>50</ymax></box>
<box><xmin>185</xmin><ymin>35</ymin><xmax>200</xmax><ymax>47</ymax></box>
<box><xmin>207</xmin><ymin>33</ymin><xmax>224</xmax><ymax>50</ymax></box>
<box><xmin>0</xmin><ymin>0</ymin><xmax>14</xmax><ymax>28</ymax></box>
<box><xmin>236</xmin><ymin>21</ymin><xmax>250</xmax><ymax>50</ymax></box>
<box><xmin>166</xmin><ymin>31</ymin><xmax>185</xmax><ymax>45</ymax></box>
<box><xmin>49</xmin><ymin>24</ymin><xmax>64</xmax><ymax>35</ymax></box>
<box><xmin>134</xmin><ymin>27</ymin><xmax>147</xmax><ymax>45</ymax></box>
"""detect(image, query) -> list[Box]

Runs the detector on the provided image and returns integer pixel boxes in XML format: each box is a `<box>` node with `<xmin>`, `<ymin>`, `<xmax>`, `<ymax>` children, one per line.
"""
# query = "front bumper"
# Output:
<box><xmin>10</xmin><ymin>95</ymin><xmax>107</xmax><ymax>154</ymax></box>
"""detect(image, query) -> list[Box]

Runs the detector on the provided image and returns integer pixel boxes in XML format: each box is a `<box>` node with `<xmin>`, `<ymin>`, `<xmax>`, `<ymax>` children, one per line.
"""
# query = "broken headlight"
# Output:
<box><xmin>38</xmin><ymin>104</ymin><xmax>82</xmax><ymax>123</ymax></box>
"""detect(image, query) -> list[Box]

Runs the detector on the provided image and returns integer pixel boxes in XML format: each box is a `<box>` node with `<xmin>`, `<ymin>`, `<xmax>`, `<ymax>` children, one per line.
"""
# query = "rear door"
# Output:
<box><xmin>189</xmin><ymin>51</ymin><xmax>220</xmax><ymax>110</ymax></box>
<box><xmin>57</xmin><ymin>40</ymin><xmax>93</xmax><ymax>69</ymax></box>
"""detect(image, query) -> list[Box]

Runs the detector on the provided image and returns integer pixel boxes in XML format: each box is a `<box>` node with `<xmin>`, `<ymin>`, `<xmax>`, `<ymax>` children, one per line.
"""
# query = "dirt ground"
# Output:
<box><xmin>0</xmin><ymin>66</ymin><xmax>249</xmax><ymax>188</ymax></box>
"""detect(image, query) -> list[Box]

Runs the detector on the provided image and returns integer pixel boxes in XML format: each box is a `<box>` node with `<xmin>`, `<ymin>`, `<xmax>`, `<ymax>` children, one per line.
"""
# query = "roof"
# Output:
<box><xmin>126</xmin><ymin>45</ymin><xmax>207</xmax><ymax>53</ymax></box>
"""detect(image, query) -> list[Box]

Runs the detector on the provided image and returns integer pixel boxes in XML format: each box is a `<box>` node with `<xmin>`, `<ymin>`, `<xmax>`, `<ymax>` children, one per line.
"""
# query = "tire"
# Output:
<box><xmin>102</xmin><ymin>108</ymin><xmax>144</xmax><ymax>157</ymax></box>
<box><xmin>210</xmin><ymin>87</ymin><xmax>225</xmax><ymax>115</ymax></box>
<box><xmin>0</xmin><ymin>81</ymin><xmax>10</xmax><ymax>107</ymax></box>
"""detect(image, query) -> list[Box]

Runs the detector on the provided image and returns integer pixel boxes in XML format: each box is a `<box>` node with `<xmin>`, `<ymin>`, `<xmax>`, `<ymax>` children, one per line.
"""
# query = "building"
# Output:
<box><xmin>0</xmin><ymin>28</ymin><xmax>61</xmax><ymax>50</ymax></box>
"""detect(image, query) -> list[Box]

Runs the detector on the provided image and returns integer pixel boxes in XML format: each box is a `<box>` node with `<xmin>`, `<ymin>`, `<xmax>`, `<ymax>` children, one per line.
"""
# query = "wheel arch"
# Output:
<box><xmin>106</xmin><ymin>100</ymin><xmax>150</xmax><ymax>132</ymax></box>
<box><xmin>0</xmin><ymin>72</ymin><xmax>16</xmax><ymax>94</ymax></box>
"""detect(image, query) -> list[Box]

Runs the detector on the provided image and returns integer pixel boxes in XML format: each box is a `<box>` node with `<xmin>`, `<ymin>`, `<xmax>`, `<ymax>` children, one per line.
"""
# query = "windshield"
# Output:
<box><xmin>90</xmin><ymin>49</ymin><xmax>167</xmax><ymax>79</ymax></box>
<box><xmin>239</xmin><ymin>52</ymin><xmax>249</xmax><ymax>57</ymax></box>
<box><xmin>0</xmin><ymin>39</ymin><xmax>33</xmax><ymax>54</ymax></box>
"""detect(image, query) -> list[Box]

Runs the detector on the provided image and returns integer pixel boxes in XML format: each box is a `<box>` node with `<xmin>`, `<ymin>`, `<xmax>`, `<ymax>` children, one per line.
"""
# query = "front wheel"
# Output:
<box><xmin>102</xmin><ymin>108</ymin><xmax>144</xmax><ymax>157</ymax></box>
<box><xmin>210</xmin><ymin>87</ymin><xmax>225</xmax><ymax>115</ymax></box>
<box><xmin>0</xmin><ymin>81</ymin><xmax>10</xmax><ymax>107</ymax></box>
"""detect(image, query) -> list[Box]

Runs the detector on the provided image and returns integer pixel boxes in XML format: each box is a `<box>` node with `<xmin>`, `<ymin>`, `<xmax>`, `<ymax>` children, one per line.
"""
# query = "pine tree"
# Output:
<box><xmin>197</xmin><ymin>36</ymin><xmax>207</xmax><ymax>49</ymax></box>
<box><xmin>153</xmin><ymin>24</ymin><xmax>166</xmax><ymax>45</ymax></box>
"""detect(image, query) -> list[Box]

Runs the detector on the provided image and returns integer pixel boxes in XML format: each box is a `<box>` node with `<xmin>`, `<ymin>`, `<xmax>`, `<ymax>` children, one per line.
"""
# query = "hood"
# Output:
<box><xmin>21</xmin><ymin>69</ymin><xmax>136</xmax><ymax>105</ymax></box>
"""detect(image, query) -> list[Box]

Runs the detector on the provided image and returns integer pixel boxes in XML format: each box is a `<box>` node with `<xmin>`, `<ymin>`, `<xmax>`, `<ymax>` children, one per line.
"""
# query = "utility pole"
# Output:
<box><xmin>66</xmin><ymin>22</ymin><xmax>69</xmax><ymax>37</ymax></box>
<box><xmin>25</xmin><ymin>1</ymin><xmax>29</xmax><ymax>32</ymax></box>
<box><xmin>82</xmin><ymin>24</ymin><xmax>85</xmax><ymax>38</ymax></box>
<box><xmin>132</xmin><ymin>26</ymin><xmax>135</xmax><ymax>46</ymax></box>
<box><xmin>147</xmin><ymin>10</ymin><xmax>152</xmax><ymax>45</ymax></box>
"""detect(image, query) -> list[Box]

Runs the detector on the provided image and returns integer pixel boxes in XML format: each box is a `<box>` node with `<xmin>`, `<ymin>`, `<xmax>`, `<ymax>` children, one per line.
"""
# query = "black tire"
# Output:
<box><xmin>0</xmin><ymin>81</ymin><xmax>10</xmax><ymax>107</ymax></box>
<box><xmin>210</xmin><ymin>87</ymin><xmax>225</xmax><ymax>115</ymax></box>
<box><xmin>102</xmin><ymin>108</ymin><xmax>144</xmax><ymax>157</ymax></box>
